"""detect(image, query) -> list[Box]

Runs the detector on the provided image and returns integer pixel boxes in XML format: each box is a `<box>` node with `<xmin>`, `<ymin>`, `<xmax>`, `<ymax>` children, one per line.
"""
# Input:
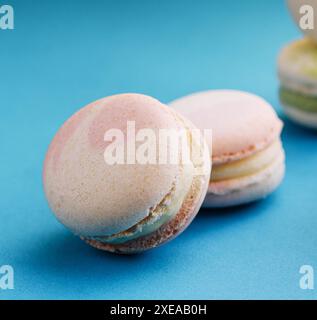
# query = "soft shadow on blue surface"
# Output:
<box><xmin>200</xmin><ymin>200</ymin><xmax>268</xmax><ymax>218</ymax></box>
<box><xmin>31</xmin><ymin>230</ymin><xmax>150</xmax><ymax>272</ymax></box>
<box><xmin>33</xmin><ymin>201</ymin><xmax>264</xmax><ymax>273</ymax></box>
<box><xmin>192</xmin><ymin>195</ymin><xmax>282</xmax><ymax>241</ymax></box>
<box><xmin>22</xmin><ymin>200</ymin><xmax>271</xmax><ymax>299</ymax></box>
<box><xmin>281</xmin><ymin>115</ymin><xmax>317</xmax><ymax>138</ymax></box>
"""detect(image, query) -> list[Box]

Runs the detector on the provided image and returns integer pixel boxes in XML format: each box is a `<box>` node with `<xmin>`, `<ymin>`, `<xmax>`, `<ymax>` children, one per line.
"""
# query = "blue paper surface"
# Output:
<box><xmin>0</xmin><ymin>0</ymin><xmax>317</xmax><ymax>299</ymax></box>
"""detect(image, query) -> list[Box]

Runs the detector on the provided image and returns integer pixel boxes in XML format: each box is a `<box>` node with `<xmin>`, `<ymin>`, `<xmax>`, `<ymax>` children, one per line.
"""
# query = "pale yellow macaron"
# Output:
<box><xmin>43</xmin><ymin>93</ymin><xmax>211</xmax><ymax>253</ymax></box>
<box><xmin>170</xmin><ymin>90</ymin><xmax>285</xmax><ymax>207</ymax></box>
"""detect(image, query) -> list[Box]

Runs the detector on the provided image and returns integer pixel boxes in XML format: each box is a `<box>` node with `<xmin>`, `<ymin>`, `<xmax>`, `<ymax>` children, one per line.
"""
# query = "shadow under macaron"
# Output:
<box><xmin>192</xmin><ymin>191</ymin><xmax>282</xmax><ymax>235</ymax></box>
<box><xmin>281</xmin><ymin>113</ymin><xmax>317</xmax><ymax>137</ymax></box>
<box><xmin>29</xmin><ymin>192</ymin><xmax>282</xmax><ymax>277</ymax></box>
<box><xmin>29</xmin><ymin>229</ymin><xmax>151</xmax><ymax>274</ymax></box>
<box><xmin>25</xmin><ymin>228</ymin><xmax>188</xmax><ymax>299</ymax></box>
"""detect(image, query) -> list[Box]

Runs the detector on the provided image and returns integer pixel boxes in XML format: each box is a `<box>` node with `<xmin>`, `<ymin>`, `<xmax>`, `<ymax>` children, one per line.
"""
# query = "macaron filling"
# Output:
<box><xmin>88</xmin><ymin>162</ymin><xmax>195</xmax><ymax>244</ymax></box>
<box><xmin>211</xmin><ymin>139</ymin><xmax>283</xmax><ymax>182</ymax></box>
<box><xmin>279</xmin><ymin>87</ymin><xmax>317</xmax><ymax>113</ymax></box>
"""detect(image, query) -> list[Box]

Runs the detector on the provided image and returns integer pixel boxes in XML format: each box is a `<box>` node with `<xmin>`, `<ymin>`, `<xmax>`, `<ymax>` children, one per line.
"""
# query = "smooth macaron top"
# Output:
<box><xmin>278</xmin><ymin>38</ymin><xmax>317</xmax><ymax>86</ymax></box>
<box><xmin>170</xmin><ymin>90</ymin><xmax>283</xmax><ymax>165</ymax></box>
<box><xmin>43</xmin><ymin>93</ymin><xmax>194</xmax><ymax>237</ymax></box>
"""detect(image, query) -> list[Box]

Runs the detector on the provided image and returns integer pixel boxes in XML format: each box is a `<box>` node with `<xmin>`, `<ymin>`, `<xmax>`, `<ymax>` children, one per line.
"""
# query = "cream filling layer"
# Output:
<box><xmin>211</xmin><ymin>139</ymin><xmax>282</xmax><ymax>182</ymax></box>
<box><xmin>91</xmin><ymin>162</ymin><xmax>194</xmax><ymax>244</ymax></box>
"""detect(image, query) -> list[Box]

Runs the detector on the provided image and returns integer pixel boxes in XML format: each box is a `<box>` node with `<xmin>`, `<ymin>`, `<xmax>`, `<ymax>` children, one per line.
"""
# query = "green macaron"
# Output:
<box><xmin>278</xmin><ymin>38</ymin><xmax>317</xmax><ymax>128</ymax></box>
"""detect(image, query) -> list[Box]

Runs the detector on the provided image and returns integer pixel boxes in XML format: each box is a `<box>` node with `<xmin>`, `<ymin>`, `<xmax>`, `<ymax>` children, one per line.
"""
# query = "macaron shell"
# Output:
<box><xmin>204</xmin><ymin>149</ymin><xmax>285</xmax><ymax>207</ymax></box>
<box><xmin>82</xmin><ymin>111</ymin><xmax>211</xmax><ymax>253</ymax></box>
<box><xmin>170</xmin><ymin>90</ymin><xmax>283</xmax><ymax>165</ymax></box>
<box><xmin>44</xmin><ymin>94</ymin><xmax>189</xmax><ymax>237</ymax></box>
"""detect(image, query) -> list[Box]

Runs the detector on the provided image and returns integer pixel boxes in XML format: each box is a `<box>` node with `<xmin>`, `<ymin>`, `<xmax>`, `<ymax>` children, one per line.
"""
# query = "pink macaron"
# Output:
<box><xmin>170</xmin><ymin>90</ymin><xmax>285</xmax><ymax>207</ymax></box>
<box><xmin>43</xmin><ymin>93</ymin><xmax>211</xmax><ymax>253</ymax></box>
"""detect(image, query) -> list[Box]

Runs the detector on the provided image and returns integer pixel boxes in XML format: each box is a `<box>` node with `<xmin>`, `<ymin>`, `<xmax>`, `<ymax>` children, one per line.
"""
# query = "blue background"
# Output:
<box><xmin>1</xmin><ymin>0</ymin><xmax>317</xmax><ymax>300</ymax></box>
